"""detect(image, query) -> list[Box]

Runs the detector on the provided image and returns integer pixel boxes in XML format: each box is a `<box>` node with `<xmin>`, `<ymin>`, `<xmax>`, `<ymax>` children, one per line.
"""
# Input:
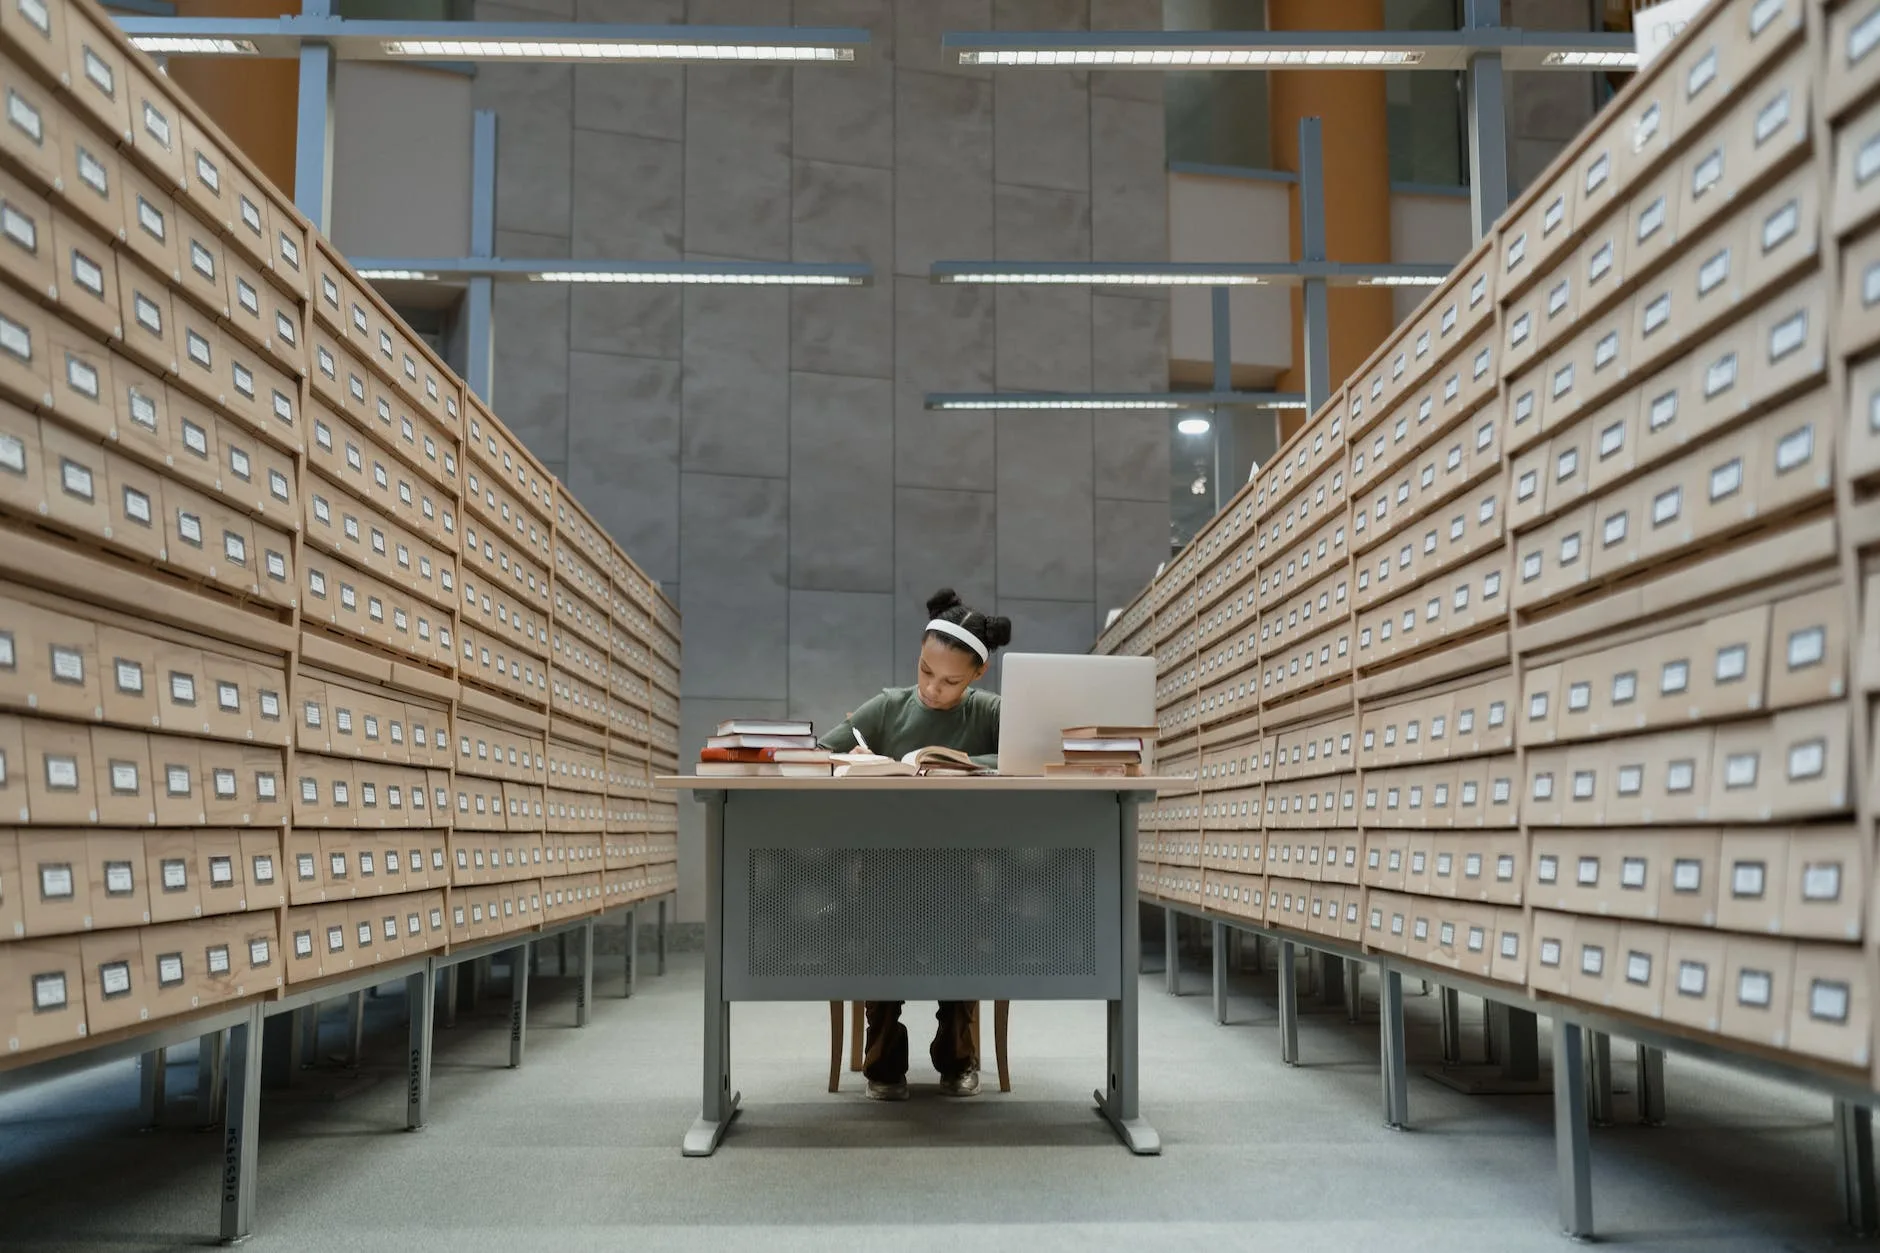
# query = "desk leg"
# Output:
<box><xmin>1439</xmin><ymin>986</ymin><xmax>1463</xmax><ymax>1065</ymax></box>
<box><xmin>1278</xmin><ymin>940</ymin><xmax>1300</xmax><ymax>1066</ymax></box>
<box><xmin>1587</xmin><ymin>1030</ymin><xmax>1614</xmax><ymax>1128</ymax></box>
<box><xmin>657</xmin><ymin>897</ymin><xmax>669</xmax><ymax>976</ymax></box>
<box><xmin>218</xmin><ymin>1003</ymin><xmax>264</xmax><ymax>1244</ymax></box>
<box><xmin>1096</xmin><ymin>795</ymin><xmax>1160</xmax><ymax>1155</ymax></box>
<box><xmin>1211</xmin><ymin>922</ymin><xmax>1228</xmax><ymax>1025</ymax></box>
<box><xmin>1380</xmin><ymin>966</ymin><xmax>1408</xmax><ymax>1130</ymax></box>
<box><xmin>406</xmin><ymin>961</ymin><xmax>433</xmax><ymax>1130</ymax></box>
<box><xmin>1345</xmin><ymin>959</ymin><xmax>1362</xmax><ymax>1024</ymax></box>
<box><xmin>686</xmin><ymin>792</ymin><xmax>739</xmax><ymax>1156</ymax></box>
<box><xmin>139</xmin><ymin>1047</ymin><xmax>166</xmax><ymax>1127</ymax></box>
<box><xmin>1837</xmin><ymin>1101</ymin><xmax>1879</xmax><ymax>1236</ymax></box>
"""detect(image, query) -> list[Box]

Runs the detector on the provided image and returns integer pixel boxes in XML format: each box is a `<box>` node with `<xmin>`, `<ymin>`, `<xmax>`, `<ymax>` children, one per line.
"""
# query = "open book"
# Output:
<box><xmin>833</xmin><ymin>746</ymin><xmax>993</xmax><ymax>777</ymax></box>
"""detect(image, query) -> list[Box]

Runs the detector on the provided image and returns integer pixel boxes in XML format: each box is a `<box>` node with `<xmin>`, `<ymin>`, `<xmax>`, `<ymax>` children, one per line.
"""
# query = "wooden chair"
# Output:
<box><xmin>828</xmin><ymin>1001</ymin><xmax>1011</xmax><ymax>1093</ymax></box>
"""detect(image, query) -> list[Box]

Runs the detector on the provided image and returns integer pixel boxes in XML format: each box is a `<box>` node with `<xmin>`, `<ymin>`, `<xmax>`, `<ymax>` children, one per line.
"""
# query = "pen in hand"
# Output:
<box><xmin>851</xmin><ymin>726</ymin><xmax>872</xmax><ymax>755</ymax></box>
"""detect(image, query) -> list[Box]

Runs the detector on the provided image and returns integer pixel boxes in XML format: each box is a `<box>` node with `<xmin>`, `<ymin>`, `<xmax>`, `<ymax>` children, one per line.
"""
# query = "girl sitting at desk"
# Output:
<box><xmin>816</xmin><ymin>587</ymin><xmax>1012</xmax><ymax>1101</ymax></box>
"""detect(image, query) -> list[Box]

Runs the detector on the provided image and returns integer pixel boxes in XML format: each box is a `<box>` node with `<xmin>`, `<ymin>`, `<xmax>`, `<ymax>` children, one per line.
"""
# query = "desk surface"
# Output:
<box><xmin>657</xmin><ymin>775</ymin><xmax>1179</xmax><ymax>793</ymax></box>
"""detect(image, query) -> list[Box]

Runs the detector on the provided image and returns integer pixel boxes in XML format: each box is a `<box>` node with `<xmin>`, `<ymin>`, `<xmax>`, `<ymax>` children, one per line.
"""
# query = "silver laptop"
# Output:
<box><xmin>995</xmin><ymin>653</ymin><xmax>1156</xmax><ymax>776</ymax></box>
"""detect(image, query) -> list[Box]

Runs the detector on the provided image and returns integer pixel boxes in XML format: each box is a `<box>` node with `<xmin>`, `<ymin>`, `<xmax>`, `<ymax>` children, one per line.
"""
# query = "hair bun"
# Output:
<box><xmin>925</xmin><ymin>587</ymin><xmax>964</xmax><ymax>618</ymax></box>
<box><xmin>982</xmin><ymin>615</ymin><xmax>1014</xmax><ymax>649</ymax></box>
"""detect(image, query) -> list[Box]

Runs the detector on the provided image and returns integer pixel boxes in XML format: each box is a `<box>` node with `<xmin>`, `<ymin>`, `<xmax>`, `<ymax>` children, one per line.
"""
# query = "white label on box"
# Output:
<box><xmin>123</xmin><ymin>487</ymin><xmax>151</xmax><ymax>525</ymax></box>
<box><xmin>99</xmin><ymin>960</ymin><xmax>132</xmax><ymax>998</ymax></box>
<box><xmin>1704</xmin><ymin>353</ymin><xmax>1738</xmax><ymax>398</ymax></box>
<box><xmin>1803</xmin><ymin>861</ymin><xmax>1844</xmax><ymax>906</ymax></box>
<box><xmin>165</xmin><ymin>765</ymin><xmax>190</xmax><ymax>797</ymax></box>
<box><xmin>1853</xmin><ymin>6</ymin><xmax>1880</xmax><ymax>62</ymax></box>
<box><xmin>38</xmin><ymin>862</ymin><xmax>71</xmax><ymax>898</ymax></box>
<box><xmin>1595</xmin><ymin>332</ymin><xmax>1619</xmax><ymax>370</ymax></box>
<box><xmin>44</xmin><ymin>754</ymin><xmax>77</xmax><ymax>790</ymax></box>
<box><xmin>208</xmin><ymin>855</ymin><xmax>234</xmax><ymax>887</ymax></box>
<box><xmin>1540</xmin><ymin>939</ymin><xmax>1562</xmax><ymax>968</ymax></box>
<box><xmin>217</xmin><ymin>682</ymin><xmax>240</xmax><ymax>711</ymax></box>
<box><xmin>249</xmin><ymin>938</ymin><xmax>270</xmax><ymax>967</ymax></box>
<box><xmin>61</xmin><ymin>460</ymin><xmax>93</xmax><ymax>500</ymax></box>
<box><xmin>1737</xmin><ymin>970</ymin><xmax>1772</xmax><ymax>1008</ymax></box>
<box><xmin>340</xmin><ymin>586</ymin><xmax>356</xmax><ymax>610</ymax></box>
<box><xmin>1522</xmin><ymin>552</ymin><xmax>1543</xmax><ymax>581</ymax></box>
<box><xmin>294</xmin><ymin>930</ymin><xmax>314</xmax><ymax>959</ymax></box>
<box><xmin>1567</xmin><ymin>681</ymin><xmax>1592</xmax><ymax>712</ymax></box>
<box><xmin>1691</xmin><ymin>149</ymin><xmax>1723</xmax><ymax>198</ymax></box>
<box><xmin>1764</xmin><ymin>201</ymin><xmax>1799</xmax><ymax>254</ymax></box>
<box><xmin>1552</xmin><ymin>364</ymin><xmax>1575</xmax><ymax>399</ymax></box>
<box><xmin>1767</xmin><ymin>313</ymin><xmax>1808</xmax><ymax>365</ymax></box>
<box><xmin>32</xmin><ymin>970</ymin><xmax>66</xmax><ymax>1010</ymax></box>
<box><xmin>1530</xmin><ymin>692</ymin><xmax>1550</xmax><ymax>721</ymax></box>
<box><xmin>1573</xmin><ymin>772</ymin><xmax>1596</xmax><ymax>801</ymax></box>
<box><xmin>178</xmin><ymin>512</ymin><xmax>202</xmax><ymax>544</ymax></box>
<box><xmin>1724</xmin><ymin>752</ymin><xmax>1760</xmax><ymax>789</ymax></box>
<box><xmin>1506</xmin><ymin>233</ymin><xmax>1527</xmax><ymax>270</ymax></box>
<box><xmin>354</xmin><ymin>923</ymin><xmax>371</xmax><ymax>948</ymax></box>
<box><xmin>1732</xmin><ymin>862</ymin><xmax>1766</xmax><ymax>898</ymax></box>
<box><xmin>1807</xmin><ymin>978</ymin><xmax>1850</xmax><ymax>1026</ymax></box>
<box><xmin>252</xmin><ymin>854</ymin><xmax>274</xmax><ymax>884</ymax></box>
<box><xmin>50</xmin><ymin>645</ymin><xmax>84</xmax><ymax>683</ymax></box>
<box><xmin>326</xmin><ymin>926</ymin><xmax>345</xmax><ymax>953</ymax></box>
<box><xmin>3</xmin><ymin>90</ymin><xmax>38</xmax><ymax>144</ymax></box>
<box><xmin>1788</xmin><ymin>738</ymin><xmax>1826</xmax><ymax>780</ymax></box>
<box><xmin>1601</xmin><ymin>509</ymin><xmax>1630</xmax><ymax>546</ymax></box>
<box><xmin>1548</xmin><ymin>281</ymin><xmax>1570</xmax><ymax>317</ymax></box>
<box><xmin>1538</xmin><ymin>854</ymin><xmax>1559</xmax><ymax>883</ymax></box>
<box><xmin>1786</xmin><ymin>625</ymin><xmax>1826</xmax><ymax>670</ymax></box>
<box><xmin>182</xmin><ymin>423</ymin><xmax>208</xmax><ymax>457</ymax></box>
<box><xmin>1708</xmin><ymin>457</ymin><xmax>1744</xmax><ymax>501</ymax></box>
<box><xmin>1581</xmin><ymin>945</ymin><xmax>1605</xmax><ymax>976</ymax></box>
<box><xmin>170</xmin><ymin>674</ymin><xmax>195</xmax><ymax>705</ymax></box>
<box><xmin>1577</xmin><ymin>855</ymin><xmax>1601</xmax><ymax>884</ymax></box>
<box><xmin>1698</xmin><ymin>248</ymin><xmax>1731</xmax><ymax>297</ymax></box>
<box><xmin>105</xmin><ymin>860</ymin><xmax>135</xmax><ymax>895</ymax></box>
<box><xmin>213</xmin><ymin>769</ymin><xmax>235</xmax><ymax>799</ymax></box>
<box><xmin>0</xmin><ymin>433</ymin><xmax>22</xmax><ymax>474</ymax></box>
<box><xmin>1713</xmin><ymin>643</ymin><xmax>1751</xmax><ymax>683</ymax></box>
<box><xmin>1652</xmin><ymin>487</ymin><xmax>1683</xmax><ymax>526</ymax></box>
<box><xmin>110</xmin><ymin>761</ymin><xmax>138</xmax><ymax>793</ymax></box>
<box><xmin>1666</xmin><ymin>759</ymin><xmax>1696</xmax><ymax>793</ymax></box>
<box><xmin>162</xmin><ymin>859</ymin><xmax>188</xmax><ymax>891</ymax></box>
<box><xmin>71</xmin><ymin>252</ymin><xmax>103</xmax><ymax>297</ymax></box>
<box><xmin>1753</xmin><ymin>86</ymin><xmax>1792</xmax><ymax>146</ymax></box>
<box><xmin>228</xmin><ymin>448</ymin><xmax>250</xmax><ymax>479</ymax></box>
<box><xmin>207</xmin><ymin>946</ymin><xmax>231</xmax><ymax>976</ymax></box>
<box><xmin>1661</xmin><ymin>660</ymin><xmax>1689</xmax><ymax>694</ymax></box>
<box><xmin>1461</xmin><ymin>782</ymin><xmax>1479</xmax><ymax>805</ymax></box>
<box><xmin>1612</xmin><ymin>672</ymin><xmax>1638</xmax><ymax>704</ymax></box>
<box><xmin>1775</xmin><ymin>425</ymin><xmax>1814</xmax><ymax>472</ymax></box>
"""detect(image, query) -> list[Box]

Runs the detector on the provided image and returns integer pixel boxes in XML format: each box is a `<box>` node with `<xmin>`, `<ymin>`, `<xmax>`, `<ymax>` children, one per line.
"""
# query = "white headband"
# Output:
<box><xmin>925</xmin><ymin>618</ymin><xmax>988</xmax><ymax>661</ymax></box>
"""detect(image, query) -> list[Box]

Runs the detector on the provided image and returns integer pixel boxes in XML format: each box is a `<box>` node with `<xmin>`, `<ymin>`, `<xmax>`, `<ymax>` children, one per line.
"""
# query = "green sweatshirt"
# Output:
<box><xmin>817</xmin><ymin>686</ymin><xmax>1002</xmax><ymax>768</ymax></box>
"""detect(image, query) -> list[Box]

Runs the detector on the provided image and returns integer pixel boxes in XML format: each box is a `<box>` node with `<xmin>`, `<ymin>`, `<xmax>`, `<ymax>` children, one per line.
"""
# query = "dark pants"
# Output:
<box><xmin>862</xmin><ymin>1001</ymin><xmax>977</xmax><ymax>1084</ymax></box>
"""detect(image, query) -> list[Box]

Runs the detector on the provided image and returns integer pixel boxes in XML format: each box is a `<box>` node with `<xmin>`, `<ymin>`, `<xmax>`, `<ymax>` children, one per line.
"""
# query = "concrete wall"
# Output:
<box><xmin>330</xmin><ymin>63</ymin><xmax>475</xmax><ymax>258</ymax></box>
<box><xmin>470</xmin><ymin>0</ymin><xmax>1172</xmax><ymax>921</ymax></box>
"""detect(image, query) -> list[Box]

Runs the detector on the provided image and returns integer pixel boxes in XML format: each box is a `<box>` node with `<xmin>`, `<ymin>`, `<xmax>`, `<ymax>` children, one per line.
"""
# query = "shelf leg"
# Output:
<box><xmin>217</xmin><ymin>1004</ymin><xmax>264</xmax><ymax>1244</ymax></box>
<box><xmin>1553</xmin><ymin>1018</ymin><xmax>1594</xmax><ymax>1239</ymax></box>
<box><xmin>1837</xmin><ymin>1101</ymin><xmax>1879</xmax><ymax>1236</ymax></box>
<box><xmin>1211</xmin><ymin>921</ymin><xmax>1229</xmax><ymax>1025</ymax></box>
<box><xmin>345</xmin><ymin>990</ymin><xmax>366</xmax><ymax>1068</ymax></box>
<box><xmin>406</xmin><ymin>961</ymin><xmax>434</xmax><ymax>1130</ymax></box>
<box><xmin>1164</xmin><ymin>908</ymin><xmax>1179</xmax><ymax>995</ymax></box>
<box><xmin>139</xmin><ymin>1047</ymin><xmax>167</xmax><ymax>1127</ymax></box>
<box><xmin>443</xmin><ymin>961</ymin><xmax>459</xmax><ymax>1027</ymax></box>
<box><xmin>1587</xmin><ymin>1031</ymin><xmax>1614</xmax><ymax>1128</ymax></box>
<box><xmin>577</xmin><ymin>920</ymin><xmax>595</xmax><ymax>1028</ymax></box>
<box><xmin>1380</xmin><ymin>967</ymin><xmax>1408</xmax><ymax>1130</ymax></box>
<box><xmin>626</xmin><ymin>906</ymin><xmax>638</xmax><ymax>998</ymax></box>
<box><xmin>657</xmin><ymin>897</ymin><xmax>669</xmax><ymax>976</ymax></box>
<box><xmin>1439</xmin><ymin>987</ymin><xmax>1463</xmax><ymax>1065</ymax></box>
<box><xmin>1278</xmin><ymin>939</ymin><xmax>1299</xmax><ymax>1066</ymax></box>
<box><xmin>1635</xmin><ymin>1043</ymin><xmax>1666</xmax><ymax>1126</ymax></box>
<box><xmin>509</xmin><ymin>942</ymin><xmax>530</xmax><ymax>1069</ymax></box>
<box><xmin>197</xmin><ymin>1030</ymin><xmax>228</xmax><ymax>1128</ymax></box>
<box><xmin>1345</xmin><ymin>958</ymin><xmax>1362</xmax><ymax>1024</ymax></box>
<box><xmin>1501</xmin><ymin>1007</ymin><xmax>1541</xmax><ymax>1082</ymax></box>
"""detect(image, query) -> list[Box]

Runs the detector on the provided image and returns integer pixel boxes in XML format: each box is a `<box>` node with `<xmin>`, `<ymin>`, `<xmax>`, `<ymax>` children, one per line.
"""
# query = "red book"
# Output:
<box><xmin>699</xmin><ymin>747</ymin><xmax>771</xmax><ymax>763</ymax></box>
<box><xmin>699</xmin><ymin>746</ymin><xmax>834</xmax><ymax>764</ymax></box>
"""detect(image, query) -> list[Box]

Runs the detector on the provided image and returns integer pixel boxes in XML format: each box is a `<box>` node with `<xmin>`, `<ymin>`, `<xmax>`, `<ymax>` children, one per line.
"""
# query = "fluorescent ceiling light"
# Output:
<box><xmin>941</xmin><ymin>271</ymin><xmax>1265</xmax><ymax>285</ymax></box>
<box><xmin>355</xmin><ymin>269</ymin><xmax>438</xmax><ymax>281</ymax></box>
<box><xmin>131</xmin><ymin>36</ymin><xmax>258</xmax><ymax>54</ymax></box>
<box><xmin>937</xmin><ymin>398</ymin><xmax>1190</xmax><ymax>410</ymax></box>
<box><xmin>959</xmin><ymin>47</ymin><xmax>1421</xmax><ymax>66</ymax></box>
<box><xmin>529</xmin><ymin>270</ymin><xmax>860</xmax><ymax>284</ymax></box>
<box><xmin>1541</xmin><ymin>49</ymin><xmax>1636</xmax><ymax>67</ymax></box>
<box><xmin>381</xmin><ymin>39</ymin><xmax>851</xmax><ymax>60</ymax></box>
<box><xmin>1355</xmin><ymin>274</ymin><xmax>1446</xmax><ymax>287</ymax></box>
<box><xmin>927</xmin><ymin>391</ymin><xmax>1305</xmax><ymax>411</ymax></box>
<box><xmin>1177</xmin><ymin>416</ymin><xmax>1213</xmax><ymax>435</ymax></box>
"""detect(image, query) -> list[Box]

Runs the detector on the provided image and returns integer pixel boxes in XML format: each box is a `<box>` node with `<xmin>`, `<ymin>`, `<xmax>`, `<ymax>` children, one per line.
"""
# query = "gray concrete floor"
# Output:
<box><xmin>0</xmin><ymin>935</ymin><xmax>1867</xmax><ymax>1253</ymax></box>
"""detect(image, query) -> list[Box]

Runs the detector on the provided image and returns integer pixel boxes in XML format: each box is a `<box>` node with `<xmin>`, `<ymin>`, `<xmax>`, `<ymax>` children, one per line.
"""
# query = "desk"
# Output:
<box><xmin>659</xmin><ymin>775</ymin><xmax>1172</xmax><ymax>1157</ymax></box>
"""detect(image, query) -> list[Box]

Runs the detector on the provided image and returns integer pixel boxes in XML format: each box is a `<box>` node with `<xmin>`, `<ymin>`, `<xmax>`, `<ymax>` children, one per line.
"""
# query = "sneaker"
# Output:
<box><xmin>939</xmin><ymin>1068</ymin><xmax>981</xmax><ymax>1098</ymax></box>
<box><xmin>865</xmin><ymin>1079</ymin><xmax>910</xmax><ymax>1102</ymax></box>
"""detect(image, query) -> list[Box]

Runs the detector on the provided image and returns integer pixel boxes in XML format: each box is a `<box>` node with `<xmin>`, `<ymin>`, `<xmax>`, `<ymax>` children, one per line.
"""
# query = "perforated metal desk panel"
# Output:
<box><xmin>662</xmin><ymin>776</ymin><xmax>1170</xmax><ymax>1156</ymax></box>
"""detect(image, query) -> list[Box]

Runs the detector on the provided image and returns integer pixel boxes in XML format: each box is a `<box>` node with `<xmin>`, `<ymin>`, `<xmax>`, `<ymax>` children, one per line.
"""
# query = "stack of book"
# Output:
<box><xmin>1046</xmin><ymin>726</ymin><xmax>1158</xmax><ymax>777</ymax></box>
<box><xmin>698</xmin><ymin>719</ymin><xmax>835</xmax><ymax>777</ymax></box>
